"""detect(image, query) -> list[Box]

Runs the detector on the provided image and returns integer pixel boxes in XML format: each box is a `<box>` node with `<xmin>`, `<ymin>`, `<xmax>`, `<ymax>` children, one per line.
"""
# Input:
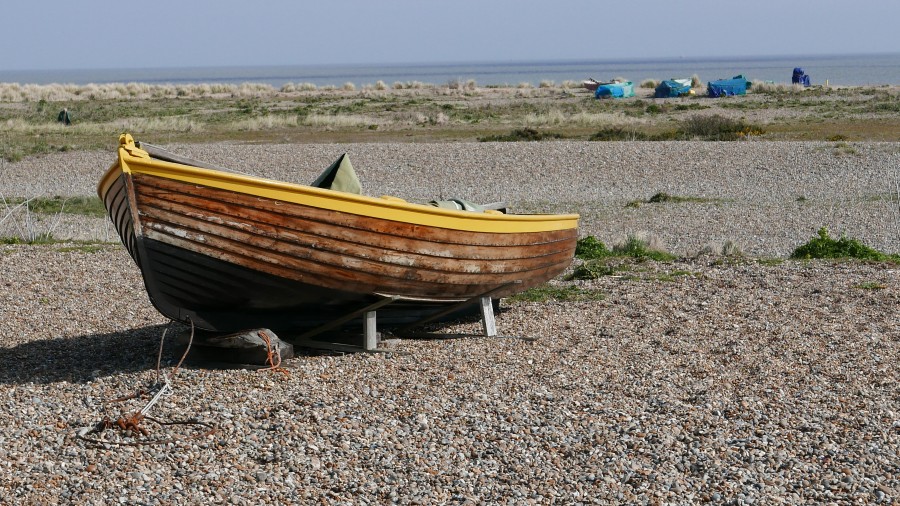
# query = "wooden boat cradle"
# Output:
<box><xmin>288</xmin><ymin>280</ymin><xmax>523</xmax><ymax>353</ymax></box>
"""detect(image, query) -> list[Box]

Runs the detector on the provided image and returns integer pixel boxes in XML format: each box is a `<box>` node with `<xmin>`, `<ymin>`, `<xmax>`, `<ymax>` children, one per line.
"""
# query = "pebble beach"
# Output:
<box><xmin>1</xmin><ymin>140</ymin><xmax>899</xmax><ymax>504</ymax></box>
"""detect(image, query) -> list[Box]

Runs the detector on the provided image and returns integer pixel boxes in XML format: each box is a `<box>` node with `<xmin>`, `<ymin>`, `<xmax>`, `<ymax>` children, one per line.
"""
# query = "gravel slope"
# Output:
<box><xmin>0</xmin><ymin>141</ymin><xmax>898</xmax><ymax>504</ymax></box>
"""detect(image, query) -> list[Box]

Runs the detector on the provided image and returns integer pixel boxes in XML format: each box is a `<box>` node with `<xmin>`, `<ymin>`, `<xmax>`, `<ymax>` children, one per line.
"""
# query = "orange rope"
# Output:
<box><xmin>258</xmin><ymin>330</ymin><xmax>289</xmax><ymax>377</ymax></box>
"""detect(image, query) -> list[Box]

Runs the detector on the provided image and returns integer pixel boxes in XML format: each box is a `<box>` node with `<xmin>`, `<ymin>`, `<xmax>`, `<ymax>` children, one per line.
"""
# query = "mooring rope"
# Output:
<box><xmin>75</xmin><ymin>317</ymin><xmax>216</xmax><ymax>447</ymax></box>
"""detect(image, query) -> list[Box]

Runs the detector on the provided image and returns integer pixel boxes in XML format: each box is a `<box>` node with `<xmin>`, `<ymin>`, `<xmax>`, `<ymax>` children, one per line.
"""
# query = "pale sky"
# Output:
<box><xmin>2</xmin><ymin>0</ymin><xmax>898</xmax><ymax>70</ymax></box>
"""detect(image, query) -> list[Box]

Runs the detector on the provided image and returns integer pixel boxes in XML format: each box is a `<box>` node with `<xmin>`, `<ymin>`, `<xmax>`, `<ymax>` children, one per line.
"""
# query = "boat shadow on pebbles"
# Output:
<box><xmin>0</xmin><ymin>324</ymin><xmax>170</xmax><ymax>385</ymax></box>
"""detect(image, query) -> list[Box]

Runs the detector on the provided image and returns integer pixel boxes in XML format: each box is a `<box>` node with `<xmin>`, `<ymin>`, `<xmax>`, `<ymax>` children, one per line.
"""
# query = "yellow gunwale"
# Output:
<box><xmin>98</xmin><ymin>135</ymin><xmax>579</xmax><ymax>234</ymax></box>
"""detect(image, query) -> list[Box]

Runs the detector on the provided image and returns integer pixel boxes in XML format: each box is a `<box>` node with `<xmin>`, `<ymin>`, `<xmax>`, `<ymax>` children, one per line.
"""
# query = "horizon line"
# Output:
<box><xmin>2</xmin><ymin>51</ymin><xmax>898</xmax><ymax>75</ymax></box>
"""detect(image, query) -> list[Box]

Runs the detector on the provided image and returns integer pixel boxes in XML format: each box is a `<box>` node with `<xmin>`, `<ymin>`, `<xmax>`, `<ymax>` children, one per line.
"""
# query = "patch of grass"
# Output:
<box><xmin>855</xmin><ymin>281</ymin><xmax>886</xmax><ymax>290</ymax></box>
<box><xmin>507</xmin><ymin>284</ymin><xmax>604</xmax><ymax>303</ymax></box>
<box><xmin>653</xmin><ymin>270</ymin><xmax>697</xmax><ymax>282</ymax></box>
<box><xmin>589</xmin><ymin>127</ymin><xmax>649</xmax><ymax>141</ymax></box>
<box><xmin>673</xmin><ymin>103</ymin><xmax>710</xmax><ymax>111</ymax></box>
<box><xmin>751</xmin><ymin>82</ymin><xmax>805</xmax><ymax>95</ymax></box>
<box><xmin>9</xmin><ymin>195</ymin><xmax>107</xmax><ymax>217</ymax></box>
<box><xmin>679</xmin><ymin>114</ymin><xmax>765</xmax><ymax>140</ymax></box>
<box><xmin>568</xmin><ymin>260</ymin><xmax>617</xmax><ymax>280</ymax></box>
<box><xmin>56</xmin><ymin>243</ymin><xmax>107</xmax><ymax>253</ymax></box>
<box><xmin>649</xmin><ymin>192</ymin><xmax>702</xmax><ymax>204</ymax></box>
<box><xmin>575</xmin><ymin>236</ymin><xmax>611</xmax><ymax>259</ymax></box>
<box><xmin>790</xmin><ymin>227</ymin><xmax>900</xmax><ymax>261</ymax></box>
<box><xmin>628</xmin><ymin>192</ymin><xmax>723</xmax><ymax>207</ymax></box>
<box><xmin>589</xmin><ymin>127</ymin><xmax>680</xmax><ymax>141</ymax></box>
<box><xmin>567</xmin><ymin>234</ymin><xmax>676</xmax><ymax>279</ymax></box>
<box><xmin>698</xmin><ymin>240</ymin><xmax>744</xmax><ymax>257</ymax></box>
<box><xmin>0</xmin><ymin>233</ymin><xmax>56</xmax><ymax>245</ymax></box>
<box><xmin>477</xmin><ymin>128</ymin><xmax>564</xmax><ymax>142</ymax></box>
<box><xmin>832</xmin><ymin>141</ymin><xmax>858</xmax><ymax>156</ymax></box>
<box><xmin>614</xmin><ymin>235</ymin><xmax>676</xmax><ymax>261</ymax></box>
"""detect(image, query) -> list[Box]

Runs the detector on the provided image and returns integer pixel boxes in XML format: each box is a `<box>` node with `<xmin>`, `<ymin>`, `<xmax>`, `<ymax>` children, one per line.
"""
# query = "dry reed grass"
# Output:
<box><xmin>523</xmin><ymin>109</ymin><xmax>632</xmax><ymax>127</ymax></box>
<box><xmin>301</xmin><ymin>114</ymin><xmax>376</xmax><ymax>128</ymax></box>
<box><xmin>751</xmin><ymin>81</ymin><xmax>806</xmax><ymax>94</ymax></box>
<box><xmin>0</xmin><ymin>82</ymin><xmax>280</xmax><ymax>102</ymax></box>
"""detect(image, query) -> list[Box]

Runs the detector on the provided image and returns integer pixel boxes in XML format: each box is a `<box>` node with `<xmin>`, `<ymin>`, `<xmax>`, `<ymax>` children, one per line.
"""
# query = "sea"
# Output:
<box><xmin>1</xmin><ymin>53</ymin><xmax>898</xmax><ymax>88</ymax></box>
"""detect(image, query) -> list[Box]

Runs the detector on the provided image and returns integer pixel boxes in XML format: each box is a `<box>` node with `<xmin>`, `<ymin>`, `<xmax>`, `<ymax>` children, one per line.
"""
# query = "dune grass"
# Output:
<box><xmin>1</xmin><ymin>82</ymin><xmax>899</xmax><ymax>161</ymax></box>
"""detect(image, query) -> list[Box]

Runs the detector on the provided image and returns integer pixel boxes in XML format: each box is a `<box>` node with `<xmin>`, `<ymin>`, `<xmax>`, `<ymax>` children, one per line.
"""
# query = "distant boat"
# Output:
<box><xmin>98</xmin><ymin>134</ymin><xmax>579</xmax><ymax>333</ymax></box>
<box><xmin>654</xmin><ymin>79</ymin><xmax>694</xmax><ymax>98</ymax></box>
<box><xmin>707</xmin><ymin>75</ymin><xmax>749</xmax><ymax>97</ymax></box>
<box><xmin>594</xmin><ymin>81</ymin><xmax>635</xmax><ymax>99</ymax></box>
<box><xmin>582</xmin><ymin>78</ymin><xmax>607</xmax><ymax>92</ymax></box>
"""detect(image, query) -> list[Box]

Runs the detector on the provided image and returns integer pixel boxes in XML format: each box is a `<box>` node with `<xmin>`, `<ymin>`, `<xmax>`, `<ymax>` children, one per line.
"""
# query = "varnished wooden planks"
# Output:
<box><xmin>128</xmin><ymin>172</ymin><xmax>576</xmax><ymax>299</ymax></box>
<box><xmin>102</xmin><ymin>161</ymin><xmax>577</xmax><ymax>331</ymax></box>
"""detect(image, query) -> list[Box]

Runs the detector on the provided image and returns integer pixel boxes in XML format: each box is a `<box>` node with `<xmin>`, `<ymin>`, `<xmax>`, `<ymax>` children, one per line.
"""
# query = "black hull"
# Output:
<box><xmin>138</xmin><ymin>238</ymin><xmax>481</xmax><ymax>333</ymax></box>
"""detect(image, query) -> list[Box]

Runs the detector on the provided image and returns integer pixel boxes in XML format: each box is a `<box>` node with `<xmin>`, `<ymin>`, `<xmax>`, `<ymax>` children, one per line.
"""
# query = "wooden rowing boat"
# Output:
<box><xmin>98</xmin><ymin>134</ymin><xmax>579</xmax><ymax>333</ymax></box>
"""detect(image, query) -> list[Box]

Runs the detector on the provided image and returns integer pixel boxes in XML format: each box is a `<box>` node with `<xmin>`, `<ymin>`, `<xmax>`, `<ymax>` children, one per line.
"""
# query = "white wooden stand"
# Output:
<box><xmin>288</xmin><ymin>282</ymin><xmax>521</xmax><ymax>353</ymax></box>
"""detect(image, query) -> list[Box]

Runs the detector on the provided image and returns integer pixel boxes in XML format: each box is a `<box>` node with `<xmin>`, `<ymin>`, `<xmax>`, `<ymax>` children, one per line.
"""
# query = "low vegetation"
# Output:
<box><xmin>2</xmin><ymin>195</ymin><xmax>106</xmax><ymax>217</ymax></box>
<box><xmin>790</xmin><ymin>227</ymin><xmax>900</xmax><ymax>261</ymax></box>
<box><xmin>626</xmin><ymin>192</ymin><xmax>723</xmax><ymax>208</ymax></box>
<box><xmin>589</xmin><ymin>115</ymin><xmax>764</xmax><ymax>142</ymax></box>
<box><xmin>1</xmin><ymin>82</ymin><xmax>898</xmax><ymax>161</ymax></box>
<box><xmin>477</xmin><ymin>128</ymin><xmax>564</xmax><ymax>142</ymax></box>
<box><xmin>566</xmin><ymin>226</ymin><xmax>900</xmax><ymax>285</ymax></box>
<box><xmin>573</xmin><ymin>235</ymin><xmax>610</xmax><ymax>259</ymax></box>
<box><xmin>506</xmin><ymin>284</ymin><xmax>604</xmax><ymax>303</ymax></box>
<box><xmin>568</xmin><ymin>235</ymin><xmax>677</xmax><ymax>280</ymax></box>
<box><xmin>0</xmin><ymin>195</ymin><xmax>108</xmax><ymax>244</ymax></box>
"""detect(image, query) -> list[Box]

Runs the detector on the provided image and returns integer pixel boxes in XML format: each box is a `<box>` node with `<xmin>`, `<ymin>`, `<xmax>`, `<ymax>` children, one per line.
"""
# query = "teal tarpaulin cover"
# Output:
<box><xmin>707</xmin><ymin>75</ymin><xmax>749</xmax><ymax>97</ymax></box>
<box><xmin>594</xmin><ymin>81</ymin><xmax>635</xmax><ymax>99</ymax></box>
<box><xmin>654</xmin><ymin>79</ymin><xmax>692</xmax><ymax>98</ymax></box>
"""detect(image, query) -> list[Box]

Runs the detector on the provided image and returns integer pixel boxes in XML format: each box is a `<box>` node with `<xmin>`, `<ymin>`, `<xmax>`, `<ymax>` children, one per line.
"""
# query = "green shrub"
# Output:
<box><xmin>790</xmin><ymin>227</ymin><xmax>899</xmax><ymax>261</ymax></box>
<box><xmin>575</xmin><ymin>236</ymin><xmax>611</xmax><ymax>259</ymax></box>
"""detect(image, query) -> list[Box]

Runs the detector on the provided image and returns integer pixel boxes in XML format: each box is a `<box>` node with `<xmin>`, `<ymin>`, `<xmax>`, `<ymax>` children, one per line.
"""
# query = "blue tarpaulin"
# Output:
<box><xmin>792</xmin><ymin>67</ymin><xmax>811</xmax><ymax>87</ymax></box>
<box><xmin>707</xmin><ymin>75</ymin><xmax>749</xmax><ymax>97</ymax></box>
<box><xmin>594</xmin><ymin>81</ymin><xmax>635</xmax><ymax>99</ymax></box>
<box><xmin>654</xmin><ymin>79</ymin><xmax>692</xmax><ymax>98</ymax></box>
